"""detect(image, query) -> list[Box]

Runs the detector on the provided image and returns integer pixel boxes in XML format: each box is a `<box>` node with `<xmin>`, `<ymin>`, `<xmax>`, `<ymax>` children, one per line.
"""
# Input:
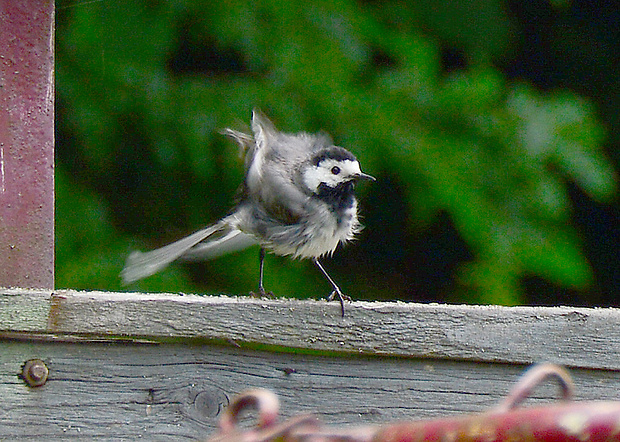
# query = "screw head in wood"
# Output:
<box><xmin>20</xmin><ymin>359</ymin><xmax>49</xmax><ymax>387</ymax></box>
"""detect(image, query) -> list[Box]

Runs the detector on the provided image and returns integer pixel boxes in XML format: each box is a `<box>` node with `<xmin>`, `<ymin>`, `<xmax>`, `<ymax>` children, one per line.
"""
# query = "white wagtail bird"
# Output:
<box><xmin>121</xmin><ymin>109</ymin><xmax>374</xmax><ymax>316</ymax></box>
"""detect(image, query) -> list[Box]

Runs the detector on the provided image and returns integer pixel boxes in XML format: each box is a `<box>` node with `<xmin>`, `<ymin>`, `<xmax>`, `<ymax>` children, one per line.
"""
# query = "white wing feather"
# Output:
<box><xmin>178</xmin><ymin>228</ymin><xmax>257</xmax><ymax>261</ymax></box>
<box><xmin>121</xmin><ymin>223</ymin><xmax>256</xmax><ymax>284</ymax></box>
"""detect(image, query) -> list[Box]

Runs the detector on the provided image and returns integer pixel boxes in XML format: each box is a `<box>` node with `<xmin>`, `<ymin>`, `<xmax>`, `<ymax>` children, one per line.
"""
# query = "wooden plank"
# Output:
<box><xmin>2</xmin><ymin>288</ymin><xmax>620</xmax><ymax>370</ymax></box>
<box><xmin>0</xmin><ymin>288</ymin><xmax>51</xmax><ymax>331</ymax></box>
<box><xmin>1</xmin><ymin>340</ymin><xmax>619</xmax><ymax>441</ymax></box>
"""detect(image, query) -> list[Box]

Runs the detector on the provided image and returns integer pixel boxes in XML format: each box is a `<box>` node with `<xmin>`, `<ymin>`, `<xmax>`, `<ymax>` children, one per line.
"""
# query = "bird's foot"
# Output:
<box><xmin>250</xmin><ymin>287</ymin><xmax>274</xmax><ymax>299</ymax></box>
<box><xmin>327</xmin><ymin>290</ymin><xmax>350</xmax><ymax>318</ymax></box>
<box><xmin>327</xmin><ymin>291</ymin><xmax>351</xmax><ymax>302</ymax></box>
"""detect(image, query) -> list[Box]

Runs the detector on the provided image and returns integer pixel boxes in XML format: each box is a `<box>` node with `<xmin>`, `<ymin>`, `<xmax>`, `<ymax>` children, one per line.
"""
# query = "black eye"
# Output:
<box><xmin>331</xmin><ymin>166</ymin><xmax>341</xmax><ymax>175</ymax></box>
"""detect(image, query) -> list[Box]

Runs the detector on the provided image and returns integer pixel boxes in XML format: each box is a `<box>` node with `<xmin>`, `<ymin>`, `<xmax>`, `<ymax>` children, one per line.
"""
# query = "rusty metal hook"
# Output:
<box><xmin>209</xmin><ymin>389</ymin><xmax>320</xmax><ymax>442</ymax></box>
<box><xmin>495</xmin><ymin>363</ymin><xmax>574</xmax><ymax>412</ymax></box>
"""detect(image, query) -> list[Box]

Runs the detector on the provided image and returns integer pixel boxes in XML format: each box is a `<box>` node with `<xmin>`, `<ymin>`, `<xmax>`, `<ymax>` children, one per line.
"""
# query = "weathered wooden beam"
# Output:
<box><xmin>0</xmin><ymin>1</ymin><xmax>55</xmax><ymax>289</ymax></box>
<box><xmin>2</xmin><ymin>288</ymin><xmax>620</xmax><ymax>370</ymax></box>
<box><xmin>1</xmin><ymin>340</ymin><xmax>619</xmax><ymax>441</ymax></box>
<box><xmin>3</xmin><ymin>289</ymin><xmax>620</xmax><ymax>439</ymax></box>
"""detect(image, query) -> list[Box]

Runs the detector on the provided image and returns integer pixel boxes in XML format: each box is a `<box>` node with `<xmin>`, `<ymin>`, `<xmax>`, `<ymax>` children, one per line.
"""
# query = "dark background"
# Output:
<box><xmin>56</xmin><ymin>0</ymin><xmax>618</xmax><ymax>306</ymax></box>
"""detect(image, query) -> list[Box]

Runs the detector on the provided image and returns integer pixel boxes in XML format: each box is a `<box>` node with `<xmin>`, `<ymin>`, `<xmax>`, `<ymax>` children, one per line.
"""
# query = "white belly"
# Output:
<box><xmin>266</xmin><ymin>201</ymin><xmax>361</xmax><ymax>259</ymax></box>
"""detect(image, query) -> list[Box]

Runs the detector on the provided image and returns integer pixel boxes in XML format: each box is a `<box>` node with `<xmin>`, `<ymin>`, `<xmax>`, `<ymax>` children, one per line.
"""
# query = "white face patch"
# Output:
<box><xmin>303</xmin><ymin>158</ymin><xmax>362</xmax><ymax>192</ymax></box>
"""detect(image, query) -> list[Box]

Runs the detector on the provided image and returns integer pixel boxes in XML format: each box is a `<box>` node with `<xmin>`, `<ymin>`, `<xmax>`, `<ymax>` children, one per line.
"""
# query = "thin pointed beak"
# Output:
<box><xmin>355</xmin><ymin>172</ymin><xmax>376</xmax><ymax>182</ymax></box>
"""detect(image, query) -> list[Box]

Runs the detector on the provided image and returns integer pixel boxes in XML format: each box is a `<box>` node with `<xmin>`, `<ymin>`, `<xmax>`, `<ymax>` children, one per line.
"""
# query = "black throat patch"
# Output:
<box><xmin>315</xmin><ymin>181</ymin><xmax>355</xmax><ymax>216</ymax></box>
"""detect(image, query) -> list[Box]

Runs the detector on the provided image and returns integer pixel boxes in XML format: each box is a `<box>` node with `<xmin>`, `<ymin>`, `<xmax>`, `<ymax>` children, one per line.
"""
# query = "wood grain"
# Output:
<box><xmin>2</xmin><ymin>288</ymin><xmax>619</xmax><ymax>369</ymax></box>
<box><xmin>2</xmin><ymin>288</ymin><xmax>620</xmax><ymax>440</ymax></box>
<box><xmin>1</xmin><ymin>341</ymin><xmax>619</xmax><ymax>441</ymax></box>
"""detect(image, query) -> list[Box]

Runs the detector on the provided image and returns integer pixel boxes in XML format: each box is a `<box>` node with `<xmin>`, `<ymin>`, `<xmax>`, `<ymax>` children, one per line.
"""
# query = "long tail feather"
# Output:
<box><xmin>179</xmin><ymin>229</ymin><xmax>257</xmax><ymax>261</ymax></box>
<box><xmin>121</xmin><ymin>225</ymin><xmax>222</xmax><ymax>284</ymax></box>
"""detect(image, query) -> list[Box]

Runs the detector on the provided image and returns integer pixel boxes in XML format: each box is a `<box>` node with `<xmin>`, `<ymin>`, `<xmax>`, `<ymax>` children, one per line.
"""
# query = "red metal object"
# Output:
<box><xmin>0</xmin><ymin>0</ymin><xmax>54</xmax><ymax>288</ymax></box>
<box><xmin>205</xmin><ymin>364</ymin><xmax>620</xmax><ymax>442</ymax></box>
<box><xmin>373</xmin><ymin>401</ymin><xmax>620</xmax><ymax>442</ymax></box>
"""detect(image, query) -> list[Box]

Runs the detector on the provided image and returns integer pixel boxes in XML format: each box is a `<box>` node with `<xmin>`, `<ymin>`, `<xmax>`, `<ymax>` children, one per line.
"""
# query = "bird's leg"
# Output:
<box><xmin>313</xmin><ymin>258</ymin><xmax>350</xmax><ymax>317</ymax></box>
<box><xmin>258</xmin><ymin>247</ymin><xmax>266</xmax><ymax>294</ymax></box>
<box><xmin>251</xmin><ymin>247</ymin><xmax>273</xmax><ymax>298</ymax></box>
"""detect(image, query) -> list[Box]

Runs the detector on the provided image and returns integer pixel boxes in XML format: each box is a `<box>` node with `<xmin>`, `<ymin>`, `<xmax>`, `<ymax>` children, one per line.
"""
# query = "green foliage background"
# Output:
<box><xmin>56</xmin><ymin>0</ymin><xmax>618</xmax><ymax>305</ymax></box>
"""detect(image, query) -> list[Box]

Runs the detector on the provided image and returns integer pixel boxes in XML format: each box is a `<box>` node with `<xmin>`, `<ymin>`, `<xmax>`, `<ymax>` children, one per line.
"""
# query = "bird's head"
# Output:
<box><xmin>302</xmin><ymin>146</ymin><xmax>375</xmax><ymax>195</ymax></box>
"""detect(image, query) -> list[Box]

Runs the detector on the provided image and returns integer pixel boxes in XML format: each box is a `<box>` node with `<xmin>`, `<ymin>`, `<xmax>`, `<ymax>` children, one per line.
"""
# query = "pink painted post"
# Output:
<box><xmin>0</xmin><ymin>1</ymin><xmax>54</xmax><ymax>288</ymax></box>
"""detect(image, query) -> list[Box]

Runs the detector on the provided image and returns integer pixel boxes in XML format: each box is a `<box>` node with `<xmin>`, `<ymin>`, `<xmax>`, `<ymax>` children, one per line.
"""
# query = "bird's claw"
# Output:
<box><xmin>250</xmin><ymin>287</ymin><xmax>275</xmax><ymax>299</ymax></box>
<box><xmin>327</xmin><ymin>290</ymin><xmax>350</xmax><ymax>317</ymax></box>
<box><xmin>327</xmin><ymin>291</ymin><xmax>351</xmax><ymax>302</ymax></box>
